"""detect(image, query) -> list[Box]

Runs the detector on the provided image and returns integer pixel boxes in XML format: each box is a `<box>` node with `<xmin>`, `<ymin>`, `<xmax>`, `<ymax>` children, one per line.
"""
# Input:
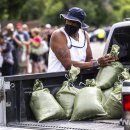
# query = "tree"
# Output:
<box><xmin>0</xmin><ymin>0</ymin><xmax>28</xmax><ymax>20</ymax></box>
<box><xmin>0</xmin><ymin>0</ymin><xmax>8</xmax><ymax>19</ymax></box>
<box><xmin>1</xmin><ymin>0</ymin><xmax>130</xmax><ymax>27</ymax></box>
<box><xmin>7</xmin><ymin>0</ymin><xmax>28</xmax><ymax>19</ymax></box>
<box><xmin>19</xmin><ymin>0</ymin><xmax>45</xmax><ymax>21</ymax></box>
<box><xmin>110</xmin><ymin>0</ymin><xmax>130</xmax><ymax>22</ymax></box>
<box><xmin>41</xmin><ymin>0</ymin><xmax>113</xmax><ymax>27</ymax></box>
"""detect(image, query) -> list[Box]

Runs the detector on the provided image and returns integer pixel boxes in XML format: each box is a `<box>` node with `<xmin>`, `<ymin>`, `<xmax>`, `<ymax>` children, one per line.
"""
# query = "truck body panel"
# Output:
<box><xmin>0</xmin><ymin>77</ymin><xmax>6</xmax><ymax>126</ymax></box>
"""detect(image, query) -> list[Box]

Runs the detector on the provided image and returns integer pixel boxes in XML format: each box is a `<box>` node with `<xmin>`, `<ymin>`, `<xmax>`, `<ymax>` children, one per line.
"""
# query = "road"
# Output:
<box><xmin>0</xmin><ymin>127</ymin><xmax>33</xmax><ymax>130</ymax></box>
<box><xmin>90</xmin><ymin>41</ymin><xmax>106</xmax><ymax>59</ymax></box>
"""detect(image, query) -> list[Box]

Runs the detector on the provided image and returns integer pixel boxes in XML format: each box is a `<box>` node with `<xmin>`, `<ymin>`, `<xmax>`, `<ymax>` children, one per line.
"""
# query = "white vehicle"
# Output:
<box><xmin>1</xmin><ymin>20</ymin><xmax>130</xmax><ymax>130</ymax></box>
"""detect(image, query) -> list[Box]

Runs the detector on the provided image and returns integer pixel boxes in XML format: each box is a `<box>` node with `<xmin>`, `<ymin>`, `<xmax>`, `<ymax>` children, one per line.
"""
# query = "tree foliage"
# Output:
<box><xmin>0</xmin><ymin>0</ymin><xmax>130</xmax><ymax>26</ymax></box>
<box><xmin>19</xmin><ymin>0</ymin><xmax>45</xmax><ymax>21</ymax></box>
<box><xmin>0</xmin><ymin>0</ymin><xmax>27</xmax><ymax>19</ymax></box>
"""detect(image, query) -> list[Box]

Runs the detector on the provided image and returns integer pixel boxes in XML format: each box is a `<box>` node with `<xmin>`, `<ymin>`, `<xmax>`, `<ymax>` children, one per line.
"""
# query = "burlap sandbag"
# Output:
<box><xmin>103</xmin><ymin>82</ymin><xmax>122</xmax><ymax>119</ymax></box>
<box><xmin>30</xmin><ymin>79</ymin><xmax>66</xmax><ymax>122</ymax></box>
<box><xmin>118</xmin><ymin>68</ymin><xmax>130</xmax><ymax>81</ymax></box>
<box><xmin>103</xmin><ymin>68</ymin><xmax>130</xmax><ymax>119</ymax></box>
<box><xmin>96</xmin><ymin>44</ymin><xmax>123</xmax><ymax>90</ymax></box>
<box><xmin>56</xmin><ymin>81</ymin><xmax>79</xmax><ymax>118</ymax></box>
<box><xmin>103</xmin><ymin>68</ymin><xmax>130</xmax><ymax>101</ymax></box>
<box><xmin>70</xmin><ymin>79</ymin><xmax>107</xmax><ymax>121</ymax></box>
<box><xmin>68</xmin><ymin>65</ymin><xmax>80</xmax><ymax>82</ymax></box>
<box><xmin>109</xmin><ymin>44</ymin><xmax>120</xmax><ymax>57</ymax></box>
<box><xmin>103</xmin><ymin>87</ymin><xmax>113</xmax><ymax>101</ymax></box>
<box><xmin>96</xmin><ymin>61</ymin><xmax>123</xmax><ymax>90</ymax></box>
<box><xmin>56</xmin><ymin>66</ymin><xmax>80</xmax><ymax>118</ymax></box>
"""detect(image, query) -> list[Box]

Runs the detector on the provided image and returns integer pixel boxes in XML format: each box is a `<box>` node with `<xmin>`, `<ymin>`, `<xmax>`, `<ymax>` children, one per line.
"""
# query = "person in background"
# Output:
<box><xmin>13</xmin><ymin>23</ymin><xmax>30</xmax><ymax>74</ymax></box>
<box><xmin>3</xmin><ymin>23</ymin><xmax>14</xmax><ymax>42</ymax></box>
<box><xmin>43</xmin><ymin>24</ymin><xmax>52</xmax><ymax>46</ymax></box>
<box><xmin>48</xmin><ymin>7</ymin><xmax>118</xmax><ymax>72</ymax></box>
<box><xmin>30</xmin><ymin>28</ymin><xmax>44</xmax><ymax>73</ymax></box>
<box><xmin>22</xmin><ymin>24</ymin><xmax>31</xmax><ymax>40</ymax></box>
<box><xmin>41</xmin><ymin>24</ymin><xmax>53</xmax><ymax>67</ymax></box>
<box><xmin>0</xmin><ymin>33</ymin><xmax>14</xmax><ymax>76</ymax></box>
<box><xmin>22</xmin><ymin>24</ymin><xmax>31</xmax><ymax>73</ymax></box>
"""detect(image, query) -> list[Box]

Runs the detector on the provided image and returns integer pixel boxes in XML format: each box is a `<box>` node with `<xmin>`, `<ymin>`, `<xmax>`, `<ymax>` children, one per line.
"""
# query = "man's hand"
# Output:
<box><xmin>98</xmin><ymin>54</ymin><xmax>118</xmax><ymax>67</ymax></box>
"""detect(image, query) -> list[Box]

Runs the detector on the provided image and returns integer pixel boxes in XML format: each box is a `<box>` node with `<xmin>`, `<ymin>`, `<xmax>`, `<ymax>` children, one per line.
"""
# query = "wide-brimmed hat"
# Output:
<box><xmin>60</xmin><ymin>7</ymin><xmax>89</xmax><ymax>29</ymax></box>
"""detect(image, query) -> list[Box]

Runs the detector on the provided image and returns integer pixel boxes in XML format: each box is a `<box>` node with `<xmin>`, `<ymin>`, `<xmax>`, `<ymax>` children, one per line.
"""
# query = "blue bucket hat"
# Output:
<box><xmin>60</xmin><ymin>7</ymin><xmax>89</xmax><ymax>29</ymax></box>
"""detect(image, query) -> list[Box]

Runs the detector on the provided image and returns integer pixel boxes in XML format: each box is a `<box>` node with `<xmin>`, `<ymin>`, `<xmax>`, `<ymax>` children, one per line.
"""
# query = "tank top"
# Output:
<box><xmin>48</xmin><ymin>27</ymin><xmax>87</xmax><ymax>72</ymax></box>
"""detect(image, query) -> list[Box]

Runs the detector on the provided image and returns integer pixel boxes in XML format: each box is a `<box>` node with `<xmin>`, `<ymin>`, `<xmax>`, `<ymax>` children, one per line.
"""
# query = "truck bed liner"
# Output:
<box><xmin>7</xmin><ymin>120</ymin><xmax>123</xmax><ymax>130</ymax></box>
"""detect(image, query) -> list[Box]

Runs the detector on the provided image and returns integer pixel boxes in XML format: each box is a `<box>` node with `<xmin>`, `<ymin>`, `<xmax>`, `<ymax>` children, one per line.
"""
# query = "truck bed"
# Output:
<box><xmin>7</xmin><ymin>120</ymin><xmax>123</xmax><ymax>130</ymax></box>
<box><xmin>2</xmin><ymin>69</ymin><xmax>124</xmax><ymax>130</ymax></box>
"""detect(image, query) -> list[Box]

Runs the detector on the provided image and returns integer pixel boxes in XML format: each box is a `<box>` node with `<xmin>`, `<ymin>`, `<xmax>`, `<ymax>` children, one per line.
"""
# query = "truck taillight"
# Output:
<box><xmin>123</xmin><ymin>95</ymin><xmax>130</xmax><ymax>111</ymax></box>
<box><xmin>122</xmin><ymin>80</ymin><xmax>130</xmax><ymax>112</ymax></box>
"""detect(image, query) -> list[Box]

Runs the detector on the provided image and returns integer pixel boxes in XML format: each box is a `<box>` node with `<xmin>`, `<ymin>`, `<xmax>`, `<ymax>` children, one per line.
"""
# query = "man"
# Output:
<box><xmin>13</xmin><ymin>23</ymin><xmax>30</xmax><ymax>74</ymax></box>
<box><xmin>48</xmin><ymin>7</ymin><xmax>117</xmax><ymax>72</ymax></box>
<box><xmin>0</xmin><ymin>33</ymin><xmax>14</xmax><ymax>76</ymax></box>
<box><xmin>3</xmin><ymin>23</ymin><xmax>14</xmax><ymax>42</ymax></box>
<box><xmin>22</xmin><ymin>24</ymin><xmax>31</xmax><ymax>40</ymax></box>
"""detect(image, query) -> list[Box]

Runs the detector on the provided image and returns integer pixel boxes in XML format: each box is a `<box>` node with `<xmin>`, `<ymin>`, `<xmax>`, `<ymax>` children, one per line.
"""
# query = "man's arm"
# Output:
<box><xmin>50</xmin><ymin>30</ymin><xmax>93</xmax><ymax>70</ymax></box>
<box><xmin>13</xmin><ymin>35</ymin><xmax>22</xmax><ymax>47</ymax></box>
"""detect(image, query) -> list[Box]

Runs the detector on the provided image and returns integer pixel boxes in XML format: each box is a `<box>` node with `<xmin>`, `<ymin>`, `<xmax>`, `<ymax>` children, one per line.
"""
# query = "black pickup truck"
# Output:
<box><xmin>1</xmin><ymin>20</ymin><xmax>130</xmax><ymax>130</ymax></box>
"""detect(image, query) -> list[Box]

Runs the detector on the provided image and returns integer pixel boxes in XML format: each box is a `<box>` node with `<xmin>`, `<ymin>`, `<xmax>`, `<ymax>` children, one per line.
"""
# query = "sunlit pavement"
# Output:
<box><xmin>90</xmin><ymin>41</ymin><xmax>106</xmax><ymax>59</ymax></box>
<box><xmin>0</xmin><ymin>127</ymin><xmax>34</xmax><ymax>130</ymax></box>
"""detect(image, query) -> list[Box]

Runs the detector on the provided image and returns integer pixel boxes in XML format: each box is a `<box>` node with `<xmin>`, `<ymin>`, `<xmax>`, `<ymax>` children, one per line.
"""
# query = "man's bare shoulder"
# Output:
<box><xmin>52</xmin><ymin>28</ymin><xmax>65</xmax><ymax>38</ymax></box>
<box><xmin>51</xmin><ymin>28</ymin><xmax>66</xmax><ymax>46</ymax></box>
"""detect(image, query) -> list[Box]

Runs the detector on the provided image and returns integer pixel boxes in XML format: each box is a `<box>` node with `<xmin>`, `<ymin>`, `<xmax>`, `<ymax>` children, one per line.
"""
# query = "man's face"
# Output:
<box><xmin>64</xmin><ymin>20</ymin><xmax>81</xmax><ymax>36</ymax></box>
<box><xmin>17</xmin><ymin>27</ymin><xmax>23</xmax><ymax>33</ymax></box>
<box><xmin>65</xmin><ymin>20</ymin><xmax>81</xmax><ymax>28</ymax></box>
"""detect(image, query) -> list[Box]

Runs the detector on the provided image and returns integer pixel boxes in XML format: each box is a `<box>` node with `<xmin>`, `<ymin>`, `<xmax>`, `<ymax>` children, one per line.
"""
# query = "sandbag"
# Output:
<box><xmin>96</xmin><ymin>61</ymin><xmax>123</xmax><ymax>90</ymax></box>
<box><xmin>68</xmin><ymin>65</ymin><xmax>80</xmax><ymax>82</ymax></box>
<box><xmin>103</xmin><ymin>68</ymin><xmax>130</xmax><ymax>100</ymax></box>
<box><xmin>103</xmin><ymin>69</ymin><xmax>130</xmax><ymax>119</ymax></box>
<box><xmin>118</xmin><ymin>68</ymin><xmax>130</xmax><ymax>81</ymax></box>
<box><xmin>109</xmin><ymin>44</ymin><xmax>120</xmax><ymax>57</ymax></box>
<box><xmin>30</xmin><ymin>79</ymin><xmax>65</xmax><ymax>122</ymax></box>
<box><xmin>56</xmin><ymin>81</ymin><xmax>79</xmax><ymax>118</ymax></box>
<box><xmin>56</xmin><ymin>66</ymin><xmax>80</xmax><ymax>118</ymax></box>
<box><xmin>96</xmin><ymin>44</ymin><xmax>123</xmax><ymax>90</ymax></box>
<box><xmin>103</xmin><ymin>82</ymin><xmax>122</xmax><ymax>119</ymax></box>
<box><xmin>103</xmin><ymin>87</ymin><xmax>113</xmax><ymax>101</ymax></box>
<box><xmin>70</xmin><ymin>79</ymin><xmax>107</xmax><ymax>121</ymax></box>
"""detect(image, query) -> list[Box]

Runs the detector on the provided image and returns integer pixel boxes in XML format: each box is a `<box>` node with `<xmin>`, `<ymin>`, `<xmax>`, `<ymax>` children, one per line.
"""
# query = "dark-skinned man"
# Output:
<box><xmin>48</xmin><ymin>7</ymin><xmax>117</xmax><ymax>72</ymax></box>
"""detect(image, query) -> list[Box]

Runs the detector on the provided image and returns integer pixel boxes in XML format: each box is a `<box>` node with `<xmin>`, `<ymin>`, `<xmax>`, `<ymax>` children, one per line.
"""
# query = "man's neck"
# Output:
<box><xmin>71</xmin><ymin>31</ymin><xmax>79</xmax><ymax>41</ymax></box>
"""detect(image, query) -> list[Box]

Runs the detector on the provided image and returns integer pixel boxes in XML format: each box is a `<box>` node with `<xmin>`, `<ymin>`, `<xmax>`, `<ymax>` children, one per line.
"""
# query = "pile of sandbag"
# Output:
<box><xmin>30</xmin><ymin>44</ymin><xmax>130</xmax><ymax>121</ymax></box>
<box><xmin>30</xmin><ymin>66</ymin><xmax>81</xmax><ymax>121</ymax></box>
